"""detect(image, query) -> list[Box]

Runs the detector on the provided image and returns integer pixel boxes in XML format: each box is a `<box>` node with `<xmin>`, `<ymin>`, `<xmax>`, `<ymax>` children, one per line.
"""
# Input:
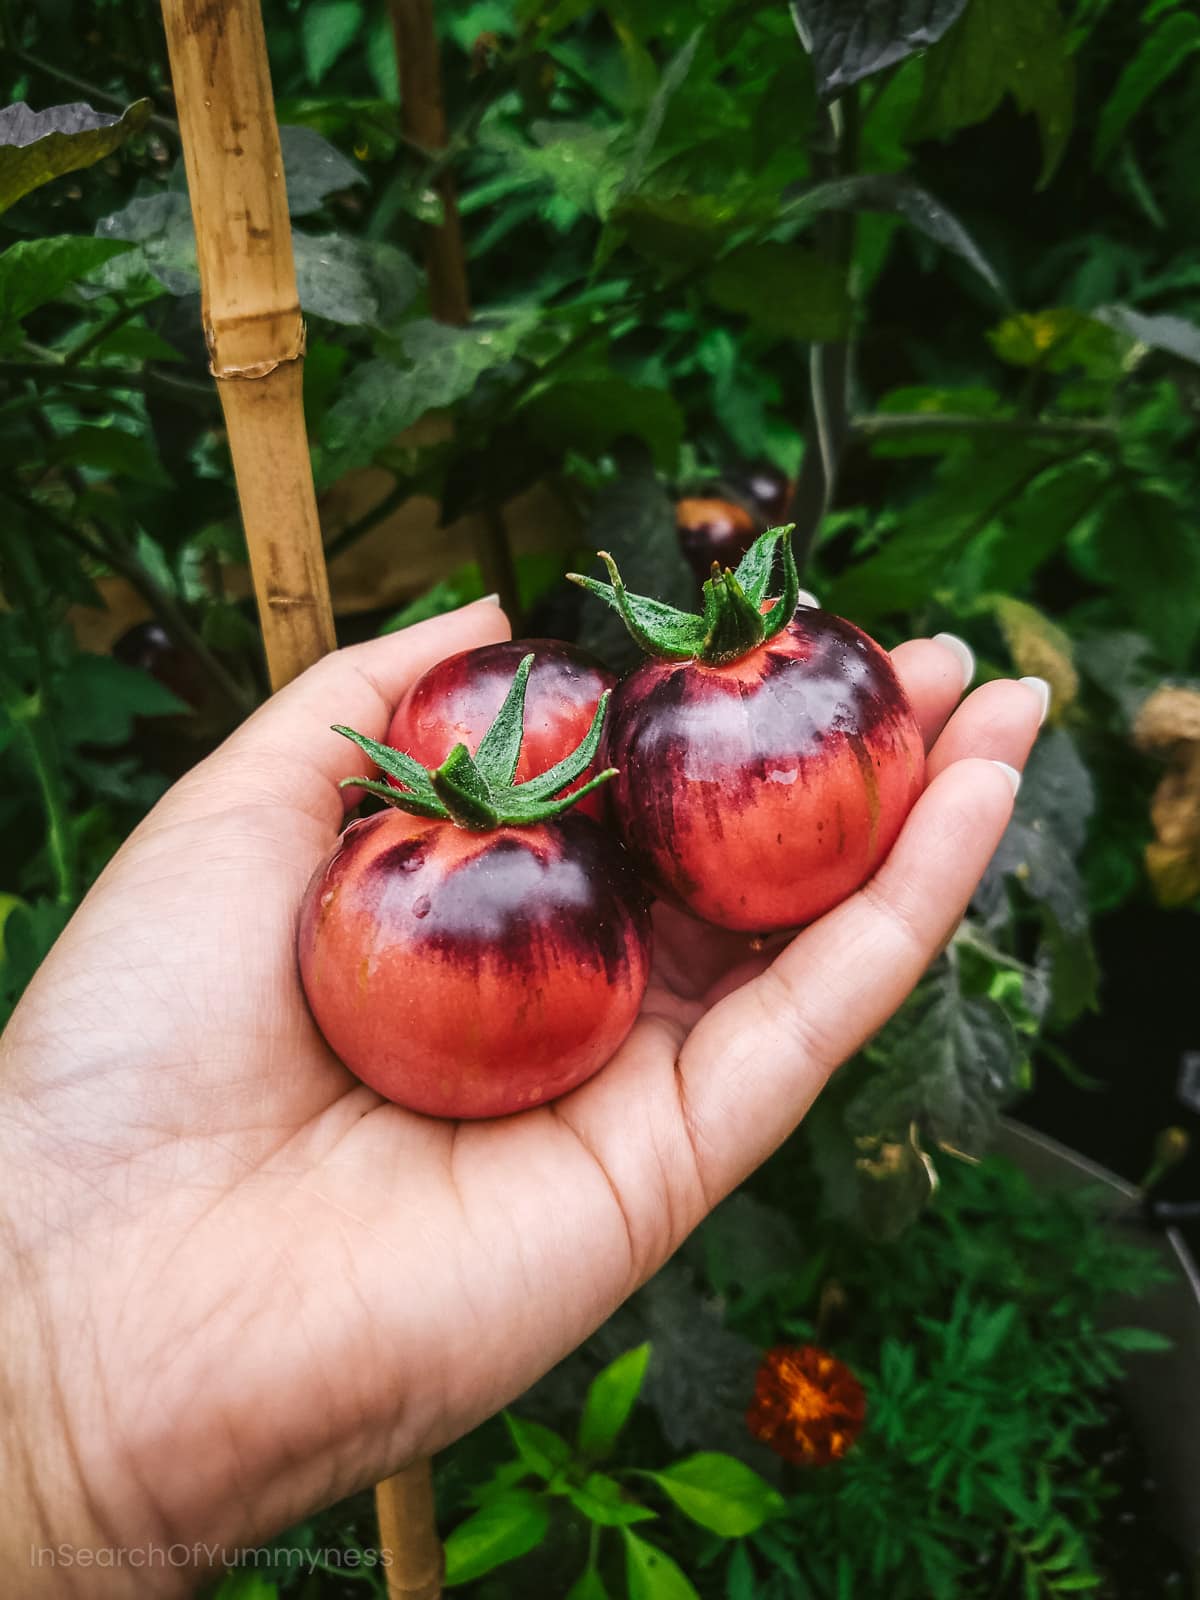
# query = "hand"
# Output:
<box><xmin>0</xmin><ymin>600</ymin><xmax>1043</xmax><ymax>1594</ymax></box>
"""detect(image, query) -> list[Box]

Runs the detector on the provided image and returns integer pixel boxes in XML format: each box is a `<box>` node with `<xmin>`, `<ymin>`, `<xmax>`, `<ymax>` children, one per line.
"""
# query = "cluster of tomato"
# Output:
<box><xmin>298</xmin><ymin>526</ymin><xmax>925</xmax><ymax>1120</ymax></box>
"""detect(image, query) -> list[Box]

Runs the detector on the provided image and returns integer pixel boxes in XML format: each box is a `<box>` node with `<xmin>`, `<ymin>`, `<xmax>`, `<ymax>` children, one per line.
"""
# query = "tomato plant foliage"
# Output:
<box><xmin>0</xmin><ymin>0</ymin><xmax>1196</xmax><ymax>1589</ymax></box>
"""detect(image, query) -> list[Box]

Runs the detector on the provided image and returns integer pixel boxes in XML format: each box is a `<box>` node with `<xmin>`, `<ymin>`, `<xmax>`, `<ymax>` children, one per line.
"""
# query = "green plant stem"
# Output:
<box><xmin>788</xmin><ymin>85</ymin><xmax>860</xmax><ymax>577</ymax></box>
<box><xmin>323</xmin><ymin>473</ymin><xmax>415</xmax><ymax>562</ymax></box>
<box><xmin>0</xmin><ymin>360</ymin><xmax>216</xmax><ymax>409</ymax></box>
<box><xmin>63</xmin><ymin>302</ymin><xmax>141</xmax><ymax>369</ymax></box>
<box><xmin>851</xmin><ymin>413</ymin><xmax>1119</xmax><ymax>444</ymax></box>
<box><xmin>3</xmin><ymin>488</ymin><xmax>253</xmax><ymax>718</ymax></box>
<box><xmin>8</xmin><ymin>697</ymin><xmax>79</xmax><ymax>906</ymax></box>
<box><xmin>479</xmin><ymin>500</ymin><xmax>521</xmax><ymax>625</ymax></box>
<box><xmin>0</xmin><ymin>532</ymin><xmax>79</xmax><ymax>906</ymax></box>
<box><xmin>11</xmin><ymin>46</ymin><xmax>179</xmax><ymax>136</ymax></box>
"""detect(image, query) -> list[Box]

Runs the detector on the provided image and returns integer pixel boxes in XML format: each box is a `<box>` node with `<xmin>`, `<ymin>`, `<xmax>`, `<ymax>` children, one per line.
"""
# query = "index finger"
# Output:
<box><xmin>167</xmin><ymin>598</ymin><xmax>511</xmax><ymax>830</ymax></box>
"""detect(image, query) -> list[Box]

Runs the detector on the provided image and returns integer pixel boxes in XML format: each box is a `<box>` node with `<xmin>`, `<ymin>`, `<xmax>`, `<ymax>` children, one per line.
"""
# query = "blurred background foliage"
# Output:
<box><xmin>2</xmin><ymin>0</ymin><xmax>1199</xmax><ymax>1592</ymax></box>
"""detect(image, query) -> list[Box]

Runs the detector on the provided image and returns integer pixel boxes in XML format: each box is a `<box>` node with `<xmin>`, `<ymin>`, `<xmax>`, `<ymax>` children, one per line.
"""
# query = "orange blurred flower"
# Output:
<box><xmin>746</xmin><ymin>1345</ymin><xmax>867</xmax><ymax>1466</ymax></box>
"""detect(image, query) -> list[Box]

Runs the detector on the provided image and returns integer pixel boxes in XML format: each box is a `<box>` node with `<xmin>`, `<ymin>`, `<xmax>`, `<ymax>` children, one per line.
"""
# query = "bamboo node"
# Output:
<box><xmin>206</xmin><ymin>316</ymin><xmax>307</xmax><ymax>380</ymax></box>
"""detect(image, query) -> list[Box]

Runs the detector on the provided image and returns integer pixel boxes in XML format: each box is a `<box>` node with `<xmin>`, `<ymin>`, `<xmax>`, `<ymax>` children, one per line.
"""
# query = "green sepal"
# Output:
<box><xmin>570</xmin><ymin>557</ymin><xmax>708</xmax><ymax>660</ymax></box>
<box><xmin>430</xmin><ymin>743</ymin><xmax>504</xmax><ymax>828</ymax></box>
<box><xmin>337</xmin><ymin>774</ymin><xmax>445</xmax><ymax>819</ymax></box>
<box><xmin>333</xmin><ymin>655</ymin><xmax>616</xmax><ymax>832</ymax></box>
<box><xmin>517</xmin><ymin>690</ymin><xmax>611</xmax><ymax>800</ymax></box>
<box><xmin>473</xmin><ymin>652</ymin><xmax>532</xmax><ymax>785</ymax></box>
<box><xmin>569</xmin><ymin>524</ymin><xmax>799</xmax><ymax>666</ymax></box>
<box><xmin>700</xmin><ymin>566</ymin><xmax>766</xmax><ymax>661</ymax></box>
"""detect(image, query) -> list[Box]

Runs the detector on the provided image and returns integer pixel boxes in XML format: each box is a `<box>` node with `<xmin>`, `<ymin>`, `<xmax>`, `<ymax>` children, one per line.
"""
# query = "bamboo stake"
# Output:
<box><xmin>159</xmin><ymin>9</ymin><xmax>441</xmax><ymax>1596</ymax></box>
<box><xmin>160</xmin><ymin>0</ymin><xmax>335</xmax><ymax>692</ymax></box>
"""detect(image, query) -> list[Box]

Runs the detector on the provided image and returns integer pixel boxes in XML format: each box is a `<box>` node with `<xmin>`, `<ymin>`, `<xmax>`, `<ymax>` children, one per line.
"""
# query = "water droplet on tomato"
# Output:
<box><xmin>412</xmin><ymin>894</ymin><xmax>431</xmax><ymax>918</ymax></box>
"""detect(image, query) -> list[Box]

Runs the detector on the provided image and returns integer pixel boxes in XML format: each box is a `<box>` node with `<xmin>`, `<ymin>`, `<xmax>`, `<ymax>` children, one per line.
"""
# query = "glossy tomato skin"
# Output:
<box><xmin>603</xmin><ymin>609</ymin><xmax>925</xmax><ymax>932</ymax></box>
<box><xmin>386</xmin><ymin>639</ymin><xmax>615</xmax><ymax>820</ymax></box>
<box><xmin>298</xmin><ymin>809</ymin><xmax>651</xmax><ymax>1118</ymax></box>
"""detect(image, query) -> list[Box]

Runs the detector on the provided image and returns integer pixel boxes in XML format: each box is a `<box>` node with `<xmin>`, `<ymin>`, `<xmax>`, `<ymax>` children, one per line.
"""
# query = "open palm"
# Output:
<box><xmin>0</xmin><ymin>600</ymin><xmax>1043</xmax><ymax>1594</ymax></box>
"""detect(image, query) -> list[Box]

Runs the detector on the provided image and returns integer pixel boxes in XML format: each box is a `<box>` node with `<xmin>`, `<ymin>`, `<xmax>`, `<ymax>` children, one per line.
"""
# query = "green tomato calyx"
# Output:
<box><xmin>334</xmin><ymin>653</ymin><xmax>615</xmax><ymax>830</ymax></box>
<box><xmin>567</xmin><ymin>523</ymin><xmax>800</xmax><ymax>665</ymax></box>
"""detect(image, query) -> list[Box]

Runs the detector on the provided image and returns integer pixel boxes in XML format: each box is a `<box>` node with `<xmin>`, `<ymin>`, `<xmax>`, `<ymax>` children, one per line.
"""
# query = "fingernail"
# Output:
<box><xmin>1020</xmin><ymin>675</ymin><xmax>1051</xmax><ymax>726</ymax></box>
<box><xmin>796</xmin><ymin>589</ymin><xmax>819</xmax><ymax>608</ymax></box>
<box><xmin>990</xmin><ymin>760</ymin><xmax>1022</xmax><ymax>796</ymax></box>
<box><xmin>478</xmin><ymin>592</ymin><xmax>502</xmax><ymax>606</ymax></box>
<box><xmin>933</xmin><ymin>632</ymin><xmax>975</xmax><ymax>690</ymax></box>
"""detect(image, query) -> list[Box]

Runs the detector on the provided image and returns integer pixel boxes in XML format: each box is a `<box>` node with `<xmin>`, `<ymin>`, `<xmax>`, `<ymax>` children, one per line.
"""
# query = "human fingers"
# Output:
<box><xmin>166</xmin><ymin>598</ymin><xmax>511</xmax><ymax>829</ymax></box>
<box><xmin>675</xmin><ymin>756</ymin><xmax>1021</xmax><ymax>1198</ymax></box>
<box><xmin>925</xmin><ymin>674</ymin><xmax>1048</xmax><ymax>779</ymax></box>
<box><xmin>890</xmin><ymin>632</ymin><xmax>975</xmax><ymax>751</ymax></box>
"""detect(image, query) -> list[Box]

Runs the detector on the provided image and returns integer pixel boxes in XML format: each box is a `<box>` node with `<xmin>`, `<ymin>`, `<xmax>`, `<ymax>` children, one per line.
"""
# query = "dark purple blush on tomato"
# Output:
<box><xmin>299</xmin><ymin>808</ymin><xmax>651</xmax><ymax>1119</ymax></box>
<box><xmin>603</xmin><ymin>609</ymin><xmax>925</xmax><ymax>932</ymax></box>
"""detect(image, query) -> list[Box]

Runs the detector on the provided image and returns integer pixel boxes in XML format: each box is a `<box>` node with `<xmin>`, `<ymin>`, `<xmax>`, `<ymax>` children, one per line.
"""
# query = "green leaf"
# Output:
<box><xmin>443</xmin><ymin>1491</ymin><xmax>550</xmax><ymax>1586</ymax></box>
<box><xmin>779</xmin><ymin>174</ymin><xmax>1005</xmax><ymax>300</ymax></box>
<box><xmin>279</xmin><ymin>123</ymin><xmax>367</xmax><ymax>214</ymax></box>
<box><xmin>850</xmin><ymin>966</ymin><xmax>1023</xmax><ymax>1156</ymax></box>
<box><xmin>826</xmin><ymin>443</ymin><xmax>1052</xmax><ymax>619</ymax></box>
<box><xmin>0</xmin><ymin>237</ymin><xmax>133</xmax><ymax>329</ymax></box>
<box><xmin>792</xmin><ymin>0</ymin><xmax>970</xmax><ymax>101</ymax></box>
<box><xmin>502</xmin><ymin>1413</ymin><xmax>574</xmax><ymax>1480</ymax></box>
<box><xmin>316</xmin><ymin>314</ymin><xmax>538</xmax><ymax>483</ymax></box>
<box><xmin>578</xmin><ymin>1343</ymin><xmax>652</xmax><ymax>1457</ymax></box>
<box><xmin>1102</xmin><ymin>1326</ymin><xmax>1173</xmax><ymax>1353</ymax></box>
<box><xmin>623</xmin><ymin>1531</ymin><xmax>702</xmax><ymax>1600</ymax></box>
<box><xmin>708</xmin><ymin>244</ymin><xmax>852</xmax><ymax>340</ymax></box>
<box><xmin>566</xmin><ymin>1567</ymin><xmax>611</xmax><ymax>1600</ymax></box>
<box><xmin>292</xmin><ymin>233</ymin><xmax>420</xmax><ymax>327</ymax></box>
<box><xmin>520</xmin><ymin>377</ymin><xmax>684</xmax><ymax>472</ymax></box>
<box><xmin>92</xmin><ymin>192</ymin><xmax>199</xmax><ymax>298</ymax></box>
<box><xmin>1092</xmin><ymin>489</ymin><xmax>1200</xmax><ymax>665</ymax></box>
<box><xmin>980</xmin><ymin>457</ymin><xmax>1109</xmax><ymax>593</ymax></box>
<box><xmin>211</xmin><ymin>1576</ymin><xmax>278</xmax><ymax>1600</ymax></box>
<box><xmin>621</xmin><ymin>30</ymin><xmax>702</xmax><ymax>199</ymax></box>
<box><xmin>301</xmin><ymin>0</ymin><xmax>365</xmax><ymax>86</ymax></box>
<box><xmin>53</xmin><ymin>655</ymin><xmax>185</xmax><ymax>748</ymax></box>
<box><xmin>1094</xmin><ymin>10</ymin><xmax>1200</xmax><ymax>164</ymax></box>
<box><xmin>50</xmin><ymin>426</ymin><xmax>171</xmax><ymax>487</ymax></box>
<box><xmin>988</xmin><ymin>308</ymin><xmax>1126</xmax><ymax>377</ymax></box>
<box><xmin>0</xmin><ymin>99</ymin><xmax>152</xmax><ymax>214</ymax></box>
<box><xmin>487</xmin><ymin>120</ymin><xmax>623</xmax><ymax>218</ymax></box>
<box><xmin>1093</xmin><ymin>304</ymin><xmax>1200</xmax><ymax>368</ymax></box>
<box><xmin>566</xmin><ymin>1471</ymin><xmax>658</xmax><ymax>1526</ymax></box>
<box><xmin>575</xmin><ymin>454</ymin><xmax>694</xmax><ymax>674</ymax></box>
<box><xmin>725</xmin><ymin>1541</ymin><xmax>757</xmax><ymax>1600</ymax></box>
<box><xmin>975</xmin><ymin>728</ymin><xmax>1095</xmax><ymax>953</ymax></box>
<box><xmin>645</xmin><ymin>1454</ymin><xmax>783</xmax><ymax>1538</ymax></box>
<box><xmin>912</xmin><ymin>0</ymin><xmax>1074</xmax><ymax>185</ymax></box>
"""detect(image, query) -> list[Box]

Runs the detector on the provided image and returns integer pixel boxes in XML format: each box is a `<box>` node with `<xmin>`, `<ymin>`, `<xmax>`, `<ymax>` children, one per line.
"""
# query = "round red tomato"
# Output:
<box><xmin>299</xmin><ymin>809</ymin><xmax>651</xmax><ymax>1119</ymax></box>
<box><xmin>386</xmin><ymin>639</ymin><xmax>615</xmax><ymax>820</ymax></box>
<box><xmin>603</xmin><ymin>608</ymin><xmax>925</xmax><ymax>932</ymax></box>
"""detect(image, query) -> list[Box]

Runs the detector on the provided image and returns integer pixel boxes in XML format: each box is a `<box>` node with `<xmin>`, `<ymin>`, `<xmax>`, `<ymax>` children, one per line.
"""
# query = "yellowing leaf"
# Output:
<box><xmin>1134</xmin><ymin>688</ymin><xmax>1200</xmax><ymax>908</ymax></box>
<box><xmin>992</xmin><ymin>597</ymin><xmax>1078</xmax><ymax>719</ymax></box>
<box><xmin>987</xmin><ymin>309</ymin><xmax>1125</xmax><ymax>376</ymax></box>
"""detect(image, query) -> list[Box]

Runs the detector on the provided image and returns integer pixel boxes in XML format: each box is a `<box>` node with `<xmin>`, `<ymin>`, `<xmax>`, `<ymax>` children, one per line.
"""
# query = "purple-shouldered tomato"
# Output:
<box><xmin>734</xmin><ymin>460</ymin><xmax>793</xmax><ymax>523</ymax></box>
<box><xmin>299</xmin><ymin>809</ymin><xmax>650</xmax><ymax>1119</ymax></box>
<box><xmin>299</xmin><ymin>655</ymin><xmax>650</xmax><ymax>1118</ymax></box>
<box><xmin>386</xmin><ymin>639</ymin><xmax>615</xmax><ymax>821</ymax></box>
<box><xmin>570</xmin><ymin>527</ymin><xmax>925</xmax><ymax>933</ymax></box>
<box><xmin>675</xmin><ymin>496</ymin><xmax>762</xmax><ymax>584</ymax></box>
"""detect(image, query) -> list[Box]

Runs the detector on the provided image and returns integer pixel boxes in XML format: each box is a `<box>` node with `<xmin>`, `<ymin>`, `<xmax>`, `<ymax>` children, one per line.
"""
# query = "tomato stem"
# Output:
<box><xmin>569</xmin><ymin>523</ymin><xmax>801</xmax><ymax>665</ymax></box>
